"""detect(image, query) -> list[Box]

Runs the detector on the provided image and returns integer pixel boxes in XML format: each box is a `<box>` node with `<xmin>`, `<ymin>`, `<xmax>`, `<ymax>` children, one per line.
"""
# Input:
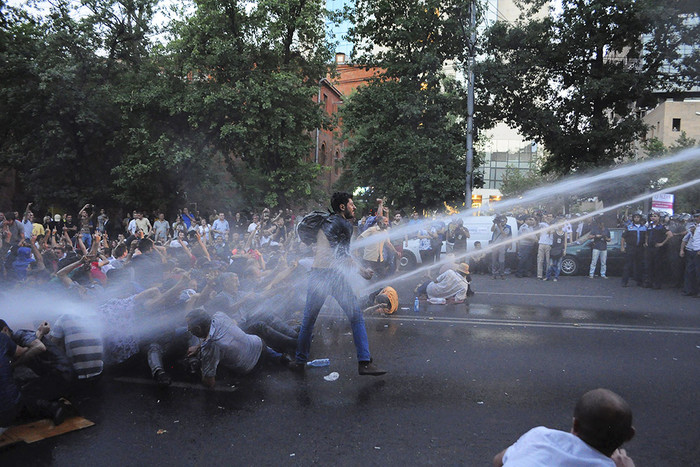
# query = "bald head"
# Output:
<box><xmin>572</xmin><ymin>388</ymin><xmax>635</xmax><ymax>456</ymax></box>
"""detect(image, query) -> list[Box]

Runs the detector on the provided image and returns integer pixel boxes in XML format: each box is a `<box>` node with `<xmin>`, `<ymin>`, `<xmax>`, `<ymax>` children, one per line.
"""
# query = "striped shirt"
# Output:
<box><xmin>50</xmin><ymin>314</ymin><xmax>104</xmax><ymax>379</ymax></box>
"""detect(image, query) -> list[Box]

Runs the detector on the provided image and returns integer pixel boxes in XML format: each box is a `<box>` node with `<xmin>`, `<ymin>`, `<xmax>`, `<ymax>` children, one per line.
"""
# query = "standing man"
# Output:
<box><xmin>358</xmin><ymin>215</ymin><xmax>396</xmax><ymax>279</ymax></box>
<box><xmin>211</xmin><ymin>212</ymin><xmax>230</xmax><ymax>241</ymax></box>
<box><xmin>645</xmin><ymin>211</ymin><xmax>673</xmax><ymax>289</ymax></box>
<box><xmin>516</xmin><ymin>216</ymin><xmax>536</xmax><ymax>278</ymax></box>
<box><xmin>588</xmin><ymin>216</ymin><xmax>611</xmax><ymax>279</ymax></box>
<box><xmin>680</xmin><ymin>212</ymin><xmax>700</xmax><ymax>297</ymax></box>
<box><xmin>449</xmin><ymin>218</ymin><xmax>470</xmax><ymax>262</ymax></box>
<box><xmin>621</xmin><ymin>213</ymin><xmax>647</xmax><ymax>287</ymax></box>
<box><xmin>4</xmin><ymin>212</ymin><xmax>25</xmax><ymax>246</ymax></box>
<box><xmin>293</xmin><ymin>192</ymin><xmax>386</xmax><ymax>376</ymax></box>
<box><xmin>536</xmin><ymin>213</ymin><xmax>554</xmax><ymax>280</ymax></box>
<box><xmin>97</xmin><ymin>209</ymin><xmax>108</xmax><ymax>233</ymax></box>
<box><xmin>22</xmin><ymin>204</ymin><xmax>34</xmax><ymax>240</ymax></box>
<box><xmin>490</xmin><ymin>215</ymin><xmax>512</xmax><ymax>280</ymax></box>
<box><xmin>133</xmin><ymin>210</ymin><xmax>152</xmax><ymax>237</ymax></box>
<box><xmin>152</xmin><ymin>213</ymin><xmax>170</xmax><ymax>244</ymax></box>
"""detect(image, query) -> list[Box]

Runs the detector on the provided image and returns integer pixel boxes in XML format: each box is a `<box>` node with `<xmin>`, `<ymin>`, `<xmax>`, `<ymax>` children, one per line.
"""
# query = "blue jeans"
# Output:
<box><xmin>296</xmin><ymin>268</ymin><xmax>371</xmax><ymax>363</ymax></box>
<box><xmin>546</xmin><ymin>256</ymin><xmax>563</xmax><ymax>280</ymax></box>
<box><xmin>81</xmin><ymin>232</ymin><xmax>92</xmax><ymax>250</ymax></box>
<box><xmin>589</xmin><ymin>249</ymin><xmax>607</xmax><ymax>277</ymax></box>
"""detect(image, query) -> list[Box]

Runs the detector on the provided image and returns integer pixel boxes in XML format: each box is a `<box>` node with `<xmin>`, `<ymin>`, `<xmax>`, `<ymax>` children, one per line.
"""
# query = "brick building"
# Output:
<box><xmin>310</xmin><ymin>52</ymin><xmax>383</xmax><ymax>192</ymax></box>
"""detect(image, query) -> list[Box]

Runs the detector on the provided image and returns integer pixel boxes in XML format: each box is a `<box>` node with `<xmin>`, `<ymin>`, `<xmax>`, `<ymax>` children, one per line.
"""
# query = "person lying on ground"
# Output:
<box><xmin>185</xmin><ymin>308</ymin><xmax>290</xmax><ymax>388</ymax></box>
<box><xmin>415</xmin><ymin>263</ymin><xmax>473</xmax><ymax>303</ymax></box>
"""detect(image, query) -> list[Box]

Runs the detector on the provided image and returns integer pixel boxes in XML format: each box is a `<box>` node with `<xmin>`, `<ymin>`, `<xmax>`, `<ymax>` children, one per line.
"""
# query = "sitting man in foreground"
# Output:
<box><xmin>493</xmin><ymin>388</ymin><xmax>635</xmax><ymax>467</ymax></box>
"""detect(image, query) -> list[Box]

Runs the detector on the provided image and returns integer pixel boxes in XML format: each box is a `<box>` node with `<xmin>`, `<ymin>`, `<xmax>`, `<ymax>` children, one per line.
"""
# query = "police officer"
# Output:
<box><xmin>621</xmin><ymin>213</ymin><xmax>647</xmax><ymax>287</ymax></box>
<box><xmin>645</xmin><ymin>211</ymin><xmax>672</xmax><ymax>289</ymax></box>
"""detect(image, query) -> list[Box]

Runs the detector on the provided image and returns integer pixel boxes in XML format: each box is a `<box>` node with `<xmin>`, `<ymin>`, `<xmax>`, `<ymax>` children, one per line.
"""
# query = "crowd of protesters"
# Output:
<box><xmin>0</xmin><ymin>197</ymin><xmax>419</xmax><ymax>429</ymax></box>
<box><xmin>0</xmin><ymin>197</ymin><xmax>697</xmax><ymax>430</ymax></box>
<box><xmin>0</xmin><ymin>201</ymin><xmax>328</xmax><ymax>429</ymax></box>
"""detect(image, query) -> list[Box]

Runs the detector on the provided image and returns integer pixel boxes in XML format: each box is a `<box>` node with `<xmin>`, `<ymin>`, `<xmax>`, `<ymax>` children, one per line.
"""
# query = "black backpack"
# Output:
<box><xmin>296</xmin><ymin>210</ymin><xmax>331</xmax><ymax>245</ymax></box>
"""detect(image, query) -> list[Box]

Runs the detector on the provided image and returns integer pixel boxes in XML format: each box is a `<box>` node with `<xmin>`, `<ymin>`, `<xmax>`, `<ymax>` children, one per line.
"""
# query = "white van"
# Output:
<box><xmin>398</xmin><ymin>215</ymin><xmax>519</xmax><ymax>270</ymax></box>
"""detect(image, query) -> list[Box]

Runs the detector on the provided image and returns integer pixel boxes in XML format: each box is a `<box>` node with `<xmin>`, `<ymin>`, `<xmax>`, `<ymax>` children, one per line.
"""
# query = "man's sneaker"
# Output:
<box><xmin>553</xmin><ymin>278</ymin><xmax>558</xmax><ymax>282</ymax></box>
<box><xmin>358</xmin><ymin>360</ymin><xmax>387</xmax><ymax>376</ymax></box>
<box><xmin>154</xmin><ymin>369</ymin><xmax>172</xmax><ymax>388</ymax></box>
<box><xmin>601</xmin><ymin>276</ymin><xmax>608</xmax><ymax>279</ymax></box>
<box><xmin>588</xmin><ymin>275</ymin><xmax>594</xmax><ymax>279</ymax></box>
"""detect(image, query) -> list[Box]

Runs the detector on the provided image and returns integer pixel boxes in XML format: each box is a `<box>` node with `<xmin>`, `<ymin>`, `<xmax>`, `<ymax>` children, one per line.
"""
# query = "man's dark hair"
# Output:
<box><xmin>375</xmin><ymin>293</ymin><xmax>391</xmax><ymax>307</ymax></box>
<box><xmin>113</xmin><ymin>243</ymin><xmax>128</xmax><ymax>258</ymax></box>
<box><xmin>186</xmin><ymin>308</ymin><xmax>211</xmax><ymax>333</ymax></box>
<box><xmin>0</xmin><ymin>319</ymin><xmax>13</xmax><ymax>334</ymax></box>
<box><xmin>331</xmin><ymin>192</ymin><xmax>352</xmax><ymax>214</ymax></box>
<box><xmin>4</xmin><ymin>212</ymin><xmax>15</xmax><ymax>222</ymax></box>
<box><xmin>137</xmin><ymin>238</ymin><xmax>154</xmax><ymax>253</ymax></box>
<box><xmin>573</xmin><ymin>388</ymin><xmax>634</xmax><ymax>456</ymax></box>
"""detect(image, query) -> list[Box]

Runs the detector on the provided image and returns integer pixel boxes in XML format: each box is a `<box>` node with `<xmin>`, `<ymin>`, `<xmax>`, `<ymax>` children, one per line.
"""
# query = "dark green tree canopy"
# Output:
<box><xmin>338</xmin><ymin>0</ymin><xmax>478</xmax><ymax>211</ymax></box>
<box><xmin>0</xmin><ymin>0</ymin><xmax>334</xmax><ymax>214</ymax></box>
<box><xmin>479</xmin><ymin>0</ymin><xmax>696</xmax><ymax>175</ymax></box>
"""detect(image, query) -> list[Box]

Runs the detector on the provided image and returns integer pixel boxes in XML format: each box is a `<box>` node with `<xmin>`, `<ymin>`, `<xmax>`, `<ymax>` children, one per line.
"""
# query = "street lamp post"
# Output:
<box><xmin>465</xmin><ymin>0</ymin><xmax>476</xmax><ymax>208</ymax></box>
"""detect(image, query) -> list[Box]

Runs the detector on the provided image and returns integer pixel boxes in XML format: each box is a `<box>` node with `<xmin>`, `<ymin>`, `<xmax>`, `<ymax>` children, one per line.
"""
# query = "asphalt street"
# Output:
<box><xmin>2</xmin><ymin>273</ymin><xmax>699</xmax><ymax>466</ymax></box>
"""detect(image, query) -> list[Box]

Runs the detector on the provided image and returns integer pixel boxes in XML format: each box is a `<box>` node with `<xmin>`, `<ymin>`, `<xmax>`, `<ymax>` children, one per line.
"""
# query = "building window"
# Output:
<box><xmin>672</xmin><ymin>118</ymin><xmax>681</xmax><ymax>132</ymax></box>
<box><xmin>334</xmin><ymin>150</ymin><xmax>340</xmax><ymax>175</ymax></box>
<box><xmin>320</xmin><ymin>143</ymin><xmax>326</xmax><ymax>165</ymax></box>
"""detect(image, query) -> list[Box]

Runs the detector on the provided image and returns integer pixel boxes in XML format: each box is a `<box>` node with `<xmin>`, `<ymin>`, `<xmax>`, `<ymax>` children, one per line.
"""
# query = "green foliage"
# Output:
<box><xmin>500</xmin><ymin>163</ymin><xmax>556</xmax><ymax>198</ymax></box>
<box><xmin>479</xmin><ymin>0</ymin><xmax>695</xmax><ymax>175</ymax></box>
<box><xmin>165</xmin><ymin>0</ymin><xmax>332</xmax><ymax>209</ymax></box>
<box><xmin>340</xmin><ymin>0</ymin><xmax>476</xmax><ymax>211</ymax></box>
<box><xmin>0</xmin><ymin>0</ymin><xmax>334</xmax><ymax>214</ymax></box>
<box><xmin>341</xmin><ymin>78</ymin><xmax>468</xmax><ymax>211</ymax></box>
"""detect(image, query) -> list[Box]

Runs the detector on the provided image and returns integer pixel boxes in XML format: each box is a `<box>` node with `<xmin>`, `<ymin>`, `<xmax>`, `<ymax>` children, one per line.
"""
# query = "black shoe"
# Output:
<box><xmin>358</xmin><ymin>360</ymin><xmax>386</xmax><ymax>376</ymax></box>
<box><xmin>154</xmin><ymin>369</ymin><xmax>172</xmax><ymax>388</ymax></box>
<box><xmin>51</xmin><ymin>402</ymin><xmax>67</xmax><ymax>426</ymax></box>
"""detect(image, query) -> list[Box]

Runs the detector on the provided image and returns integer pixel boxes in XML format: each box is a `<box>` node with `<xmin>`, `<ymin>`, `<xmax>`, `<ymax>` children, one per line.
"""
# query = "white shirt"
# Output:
<box><xmin>538</xmin><ymin>222</ymin><xmax>553</xmax><ymax>245</ymax></box>
<box><xmin>683</xmin><ymin>227</ymin><xmax>700</xmax><ymax>251</ymax></box>
<box><xmin>426</xmin><ymin>270</ymin><xmax>470</xmax><ymax>301</ymax></box>
<box><xmin>503</xmin><ymin>427</ymin><xmax>614</xmax><ymax>467</ymax></box>
<box><xmin>199</xmin><ymin>312</ymin><xmax>263</xmax><ymax>377</ymax></box>
<box><xmin>247</xmin><ymin>222</ymin><xmax>258</xmax><ymax>233</ymax></box>
<box><xmin>211</xmin><ymin>219</ymin><xmax>229</xmax><ymax>239</ymax></box>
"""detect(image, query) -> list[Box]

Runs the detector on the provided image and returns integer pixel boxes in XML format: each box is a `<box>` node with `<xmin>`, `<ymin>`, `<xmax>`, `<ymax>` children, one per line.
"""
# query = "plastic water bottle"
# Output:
<box><xmin>306</xmin><ymin>358</ymin><xmax>330</xmax><ymax>367</ymax></box>
<box><xmin>413</xmin><ymin>297</ymin><xmax>420</xmax><ymax>313</ymax></box>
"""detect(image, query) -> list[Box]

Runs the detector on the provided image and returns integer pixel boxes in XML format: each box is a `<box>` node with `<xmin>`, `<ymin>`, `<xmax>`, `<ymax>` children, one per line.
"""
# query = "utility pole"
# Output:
<box><xmin>465</xmin><ymin>0</ymin><xmax>476</xmax><ymax>208</ymax></box>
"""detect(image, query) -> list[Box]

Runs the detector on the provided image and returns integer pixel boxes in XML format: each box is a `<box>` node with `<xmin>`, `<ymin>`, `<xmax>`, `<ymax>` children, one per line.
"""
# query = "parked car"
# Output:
<box><xmin>399</xmin><ymin>216</ymin><xmax>519</xmax><ymax>270</ymax></box>
<box><xmin>560</xmin><ymin>228</ymin><xmax>625</xmax><ymax>276</ymax></box>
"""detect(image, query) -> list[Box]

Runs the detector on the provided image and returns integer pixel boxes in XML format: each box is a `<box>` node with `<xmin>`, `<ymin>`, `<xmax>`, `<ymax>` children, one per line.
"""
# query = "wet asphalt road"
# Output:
<box><xmin>2</xmin><ymin>273</ymin><xmax>699</xmax><ymax>466</ymax></box>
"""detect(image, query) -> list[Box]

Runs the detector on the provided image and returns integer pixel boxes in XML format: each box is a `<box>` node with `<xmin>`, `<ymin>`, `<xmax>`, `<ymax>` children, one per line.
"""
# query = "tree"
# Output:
<box><xmin>339</xmin><ymin>0</ymin><xmax>478</xmax><ymax>211</ymax></box>
<box><xmin>479</xmin><ymin>0</ymin><xmax>696</xmax><ymax>175</ymax></box>
<box><xmin>165</xmin><ymin>0</ymin><xmax>333</xmax><ymax>209</ymax></box>
<box><xmin>0</xmin><ymin>0</ymin><xmax>335</xmax><ymax>213</ymax></box>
